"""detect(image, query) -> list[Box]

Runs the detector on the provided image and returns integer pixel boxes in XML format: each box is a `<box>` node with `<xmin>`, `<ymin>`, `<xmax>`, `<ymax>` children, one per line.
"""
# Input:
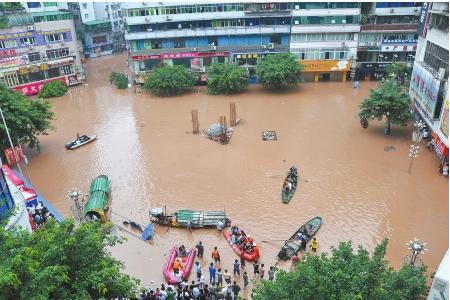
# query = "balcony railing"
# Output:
<box><xmin>360</xmin><ymin>23</ymin><xmax>418</xmax><ymax>31</ymax></box>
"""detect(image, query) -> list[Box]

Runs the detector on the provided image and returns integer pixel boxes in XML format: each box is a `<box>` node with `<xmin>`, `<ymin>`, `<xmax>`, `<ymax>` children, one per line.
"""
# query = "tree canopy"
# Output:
<box><xmin>207</xmin><ymin>63</ymin><xmax>249</xmax><ymax>95</ymax></box>
<box><xmin>109</xmin><ymin>72</ymin><xmax>129</xmax><ymax>89</ymax></box>
<box><xmin>254</xmin><ymin>239</ymin><xmax>427</xmax><ymax>300</ymax></box>
<box><xmin>0</xmin><ymin>84</ymin><xmax>54</xmax><ymax>151</ymax></box>
<box><xmin>358</xmin><ymin>79</ymin><xmax>411</xmax><ymax>135</ymax></box>
<box><xmin>0</xmin><ymin>219</ymin><xmax>139</xmax><ymax>299</ymax></box>
<box><xmin>143</xmin><ymin>65</ymin><xmax>194</xmax><ymax>96</ymax></box>
<box><xmin>39</xmin><ymin>80</ymin><xmax>68</xmax><ymax>98</ymax></box>
<box><xmin>256</xmin><ymin>53</ymin><xmax>303</xmax><ymax>90</ymax></box>
<box><xmin>385</xmin><ymin>62</ymin><xmax>410</xmax><ymax>85</ymax></box>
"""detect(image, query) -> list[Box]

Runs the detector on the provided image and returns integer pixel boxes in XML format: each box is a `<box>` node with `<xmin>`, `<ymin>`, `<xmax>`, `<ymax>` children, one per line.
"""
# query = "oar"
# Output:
<box><xmin>260</xmin><ymin>239</ymin><xmax>287</xmax><ymax>243</ymax></box>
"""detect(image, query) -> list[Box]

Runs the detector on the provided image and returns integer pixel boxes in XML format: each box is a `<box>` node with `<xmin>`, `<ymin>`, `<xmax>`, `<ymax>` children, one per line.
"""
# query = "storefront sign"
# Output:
<box><xmin>0</xmin><ymin>49</ymin><xmax>16</xmax><ymax>58</ymax></box>
<box><xmin>4</xmin><ymin>146</ymin><xmax>24</xmax><ymax>165</ymax></box>
<box><xmin>440</xmin><ymin>99</ymin><xmax>449</xmax><ymax>138</ymax></box>
<box><xmin>409</xmin><ymin>63</ymin><xmax>441</xmax><ymax>120</ymax></box>
<box><xmin>131</xmin><ymin>51</ymin><xmax>230</xmax><ymax>61</ymax></box>
<box><xmin>190</xmin><ymin>58</ymin><xmax>201</xmax><ymax>69</ymax></box>
<box><xmin>418</xmin><ymin>2</ymin><xmax>430</xmax><ymax>38</ymax></box>
<box><xmin>300</xmin><ymin>60</ymin><xmax>350</xmax><ymax>72</ymax></box>
<box><xmin>68</xmin><ymin>74</ymin><xmax>78</xmax><ymax>86</ymax></box>
<box><xmin>432</xmin><ymin>132</ymin><xmax>449</xmax><ymax>158</ymax></box>
<box><xmin>14</xmin><ymin>77</ymin><xmax>67</xmax><ymax>96</ymax></box>
<box><xmin>40</xmin><ymin>63</ymin><xmax>49</xmax><ymax>71</ymax></box>
<box><xmin>381</xmin><ymin>45</ymin><xmax>416</xmax><ymax>52</ymax></box>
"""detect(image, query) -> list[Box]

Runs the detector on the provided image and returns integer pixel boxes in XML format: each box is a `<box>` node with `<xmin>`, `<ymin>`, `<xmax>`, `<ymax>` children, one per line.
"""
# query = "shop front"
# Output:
<box><xmin>299</xmin><ymin>59</ymin><xmax>351</xmax><ymax>82</ymax></box>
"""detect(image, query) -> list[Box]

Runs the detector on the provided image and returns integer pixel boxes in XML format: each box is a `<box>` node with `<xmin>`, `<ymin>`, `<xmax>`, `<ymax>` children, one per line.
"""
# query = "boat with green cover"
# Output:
<box><xmin>150</xmin><ymin>206</ymin><xmax>230</xmax><ymax>228</ymax></box>
<box><xmin>85</xmin><ymin>175</ymin><xmax>110</xmax><ymax>222</ymax></box>
<box><xmin>281</xmin><ymin>166</ymin><xmax>298</xmax><ymax>203</ymax></box>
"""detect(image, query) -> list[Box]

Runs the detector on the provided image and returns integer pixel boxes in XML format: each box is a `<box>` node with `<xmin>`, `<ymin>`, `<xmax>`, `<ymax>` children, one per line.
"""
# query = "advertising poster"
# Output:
<box><xmin>4</xmin><ymin>146</ymin><xmax>24</xmax><ymax>165</ymax></box>
<box><xmin>440</xmin><ymin>98</ymin><xmax>449</xmax><ymax>138</ymax></box>
<box><xmin>409</xmin><ymin>63</ymin><xmax>441</xmax><ymax>120</ymax></box>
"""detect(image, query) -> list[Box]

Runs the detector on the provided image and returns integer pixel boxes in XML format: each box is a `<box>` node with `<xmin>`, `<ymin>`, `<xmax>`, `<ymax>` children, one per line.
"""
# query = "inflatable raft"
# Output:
<box><xmin>223</xmin><ymin>229</ymin><xmax>260</xmax><ymax>262</ymax></box>
<box><xmin>163</xmin><ymin>246</ymin><xmax>197</xmax><ymax>285</ymax></box>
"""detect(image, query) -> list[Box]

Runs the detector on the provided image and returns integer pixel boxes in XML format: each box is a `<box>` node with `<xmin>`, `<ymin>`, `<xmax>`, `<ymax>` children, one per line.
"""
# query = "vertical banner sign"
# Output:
<box><xmin>4</xmin><ymin>146</ymin><xmax>24</xmax><ymax>165</ymax></box>
<box><xmin>409</xmin><ymin>64</ymin><xmax>441</xmax><ymax>121</ymax></box>
<box><xmin>440</xmin><ymin>99</ymin><xmax>449</xmax><ymax>138</ymax></box>
<box><xmin>417</xmin><ymin>2</ymin><xmax>430</xmax><ymax>38</ymax></box>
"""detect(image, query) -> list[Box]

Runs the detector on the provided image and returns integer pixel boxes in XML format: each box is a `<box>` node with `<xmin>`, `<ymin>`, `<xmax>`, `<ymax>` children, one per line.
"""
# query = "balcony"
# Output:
<box><xmin>291</xmin><ymin>8</ymin><xmax>360</xmax><ymax>17</ymax></box>
<box><xmin>125</xmin><ymin>25</ymin><xmax>290</xmax><ymax>40</ymax></box>
<box><xmin>126</xmin><ymin>11</ymin><xmax>246</xmax><ymax>25</ymax></box>
<box><xmin>291</xmin><ymin>24</ymin><xmax>360</xmax><ymax>33</ymax></box>
<box><xmin>360</xmin><ymin>23</ymin><xmax>418</xmax><ymax>32</ymax></box>
<box><xmin>244</xmin><ymin>9</ymin><xmax>291</xmax><ymax>16</ymax></box>
<box><xmin>374</xmin><ymin>7</ymin><xmax>420</xmax><ymax>16</ymax></box>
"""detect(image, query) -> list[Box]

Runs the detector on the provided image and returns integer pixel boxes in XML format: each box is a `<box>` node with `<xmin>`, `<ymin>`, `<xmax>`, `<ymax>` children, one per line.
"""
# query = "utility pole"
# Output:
<box><xmin>0</xmin><ymin>106</ymin><xmax>23</xmax><ymax>176</ymax></box>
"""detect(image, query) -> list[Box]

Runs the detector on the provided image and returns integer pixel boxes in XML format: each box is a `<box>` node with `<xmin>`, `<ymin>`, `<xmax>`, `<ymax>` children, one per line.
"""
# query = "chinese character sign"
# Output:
<box><xmin>410</xmin><ymin>64</ymin><xmax>441</xmax><ymax>119</ymax></box>
<box><xmin>440</xmin><ymin>98</ymin><xmax>449</xmax><ymax>138</ymax></box>
<box><xmin>4</xmin><ymin>146</ymin><xmax>24</xmax><ymax>165</ymax></box>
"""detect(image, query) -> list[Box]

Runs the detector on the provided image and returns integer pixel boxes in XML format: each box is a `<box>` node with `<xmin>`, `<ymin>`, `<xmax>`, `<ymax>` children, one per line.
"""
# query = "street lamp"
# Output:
<box><xmin>17</xmin><ymin>136</ymin><xmax>32</xmax><ymax>184</ymax></box>
<box><xmin>67</xmin><ymin>188</ymin><xmax>88</xmax><ymax>224</ymax></box>
<box><xmin>0</xmin><ymin>106</ymin><xmax>23</xmax><ymax>176</ymax></box>
<box><xmin>408</xmin><ymin>144</ymin><xmax>419</xmax><ymax>174</ymax></box>
<box><xmin>404</xmin><ymin>238</ymin><xmax>428</xmax><ymax>267</ymax></box>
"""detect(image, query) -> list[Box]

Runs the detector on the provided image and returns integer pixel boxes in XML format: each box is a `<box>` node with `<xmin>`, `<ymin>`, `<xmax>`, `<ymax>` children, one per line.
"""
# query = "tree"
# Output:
<box><xmin>39</xmin><ymin>80</ymin><xmax>69</xmax><ymax>98</ymax></box>
<box><xmin>0</xmin><ymin>219</ymin><xmax>139</xmax><ymax>299</ymax></box>
<box><xmin>0</xmin><ymin>84</ymin><xmax>54</xmax><ymax>151</ymax></box>
<box><xmin>143</xmin><ymin>65</ymin><xmax>194</xmax><ymax>96</ymax></box>
<box><xmin>109</xmin><ymin>72</ymin><xmax>129</xmax><ymax>89</ymax></box>
<box><xmin>256</xmin><ymin>53</ymin><xmax>303</xmax><ymax>90</ymax></box>
<box><xmin>358</xmin><ymin>79</ymin><xmax>411</xmax><ymax>135</ymax></box>
<box><xmin>207</xmin><ymin>63</ymin><xmax>248</xmax><ymax>95</ymax></box>
<box><xmin>385</xmin><ymin>62</ymin><xmax>409</xmax><ymax>85</ymax></box>
<box><xmin>254</xmin><ymin>239</ymin><xmax>427</xmax><ymax>300</ymax></box>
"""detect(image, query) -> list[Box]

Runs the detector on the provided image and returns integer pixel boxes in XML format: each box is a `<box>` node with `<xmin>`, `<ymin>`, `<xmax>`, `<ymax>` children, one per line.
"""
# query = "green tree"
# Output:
<box><xmin>110</xmin><ymin>72</ymin><xmax>129</xmax><ymax>89</ymax></box>
<box><xmin>0</xmin><ymin>219</ymin><xmax>139</xmax><ymax>299</ymax></box>
<box><xmin>358</xmin><ymin>79</ymin><xmax>411</xmax><ymax>135</ymax></box>
<box><xmin>0</xmin><ymin>84</ymin><xmax>54</xmax><ymax>151</ymax></box>
<box><xmin>39</xmin><ymin>80</ymin><xmax>69</xmax><ymax>98</ymax></box>
<box><xmin>207</xmin><ymin>63</ymin><xmax>249</xmax><ymax>95</ymax></box>
<box><xmin>143</xmin><ymin>65</ymin><xmax>194</xmax><ymax>96</ymax></box>
<box><xmin>256</xmin><ymin>53</ymin><xmax>303</xmax><ymax>90</ymax></box>
<box><xmin>385</xmin><ymin>62</ymin><xmax>411</xmax><ymax>85</ymax></box>
<box><xmin>254</xmin><ymin>239</ymin><xmax>427</xmax><ymax>300</ymax></box>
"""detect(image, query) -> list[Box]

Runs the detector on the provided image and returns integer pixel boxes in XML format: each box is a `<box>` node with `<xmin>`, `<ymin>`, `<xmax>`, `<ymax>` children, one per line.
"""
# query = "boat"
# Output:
<box><xmin>84</xmin><ymin>175</ymin><xmax>110</xmax><ymax>222</ymax></box>
<box><xmin>150</xmin><ymin>206</ymin><xmax>230</xmax><ymax>229</ymax></box>
<box><xmin>277</xmin><ymin>216</ymin><xmax>322</xmax><ymax>260</ymax></box>
<box><xmin>163</xmin><ymin>246</ymin><xmax>197</xmax><ymax>285</ymax></box>
<box><xmin>65</xmin><ymin>134</ymin><xmax>97</xmax><ymax>150</ymax></box>
<box><xmin>281</xmin><ymin>166</ymin><xmax>298</xmax><ymax>203</ymax></box>
<box><xmin>223</xmin><ymin>228</ymin><xmax>260</xmax><ymax>261</ymax></box>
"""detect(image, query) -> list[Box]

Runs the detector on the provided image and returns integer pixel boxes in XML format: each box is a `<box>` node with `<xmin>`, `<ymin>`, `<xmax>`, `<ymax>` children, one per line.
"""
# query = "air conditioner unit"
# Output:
<box><xmin>27</xmin><ymin>26</ymin><xmax>34</xmax><ymax>31</ymax></box>
<box><xmin>46</xmin><ymin>44</ymin><xmax>52</xmax><ymax>48</ymax></box>
<box><xmin>438</xmin><ymin>68</ymin><xmax>446</xmax><ymax>80</ymax></box>
<box><xmin>166</xmin><ymin>16</ymin><xmax>172</xmax><ymax>21</ymax></box>
<box><xmin>267</xmin><ymin>43</ymin><xmax>274</xmax><ymax>49</ymax></box>
<box><xmin>414</xmin><ymin>7</ymin><xmax>420</xmax><ymax>12</ymax></box>
<box><xmin>28</xmin><ymin>46</ymin><xmax>33</xmax><ymax>50</ymax></box>
<box><xmin>147</xmin><ymin>28</ymin><xmax>153</xmax><ymax>32</ymax></box>
<box><xmin>200</xmin><ymin>66</ymin><xmax>206</xmax><ymax>72</ymax></box>
<box><xmin>145</xmin><ymin>17</ymin><xmax>150</xmax><ymax>22</ymax></box>
<box><xmin>367</xmin><ymin>42</ymin><xmax>374</xmax><ymax>46</ymax></box>
<box><xmin>331</xmin><ymin>20</ymin><xmax>336</xmax><ymax>24</ymax></box>
<box><xmin>210</xmin><ymin>45</ymin><xmax>217</xmax><ymax>51</ymax></box>
<box><xmin>60</xmin><ymin>42</ymin><xmax>65</xmax><ymax>46</ymax></box>
<box><xmin>294</xmin><ymin>5</ymin><xmax>299</xmax><ymax>10</ymax></box>
<box><xmin>341</xmin><ymin>42</ymin><xmax>346</xmax><ymax>47</ymax></box>
<box><xmin>43</xmin><ymin>58</ymin><xmax>48</xmax><ymax>62</ymax></box>
<box><xmin>21</xmin><ymin>55</ymin><xmax>28</xmax><ymax>59</ymax></box>
<box><xmin>294</xmin><ymin>20</ymin><xmax>299</xmax><ymax>25</ymax></box>
<box><xmin>390</xmin><ymin>8</ymin><xmax>394</xmax><ymax>13</ymax></box>
<box><xmin>342</xmin><ymin>20</ymin><xmax>346</xmax><ymax>24</ymax></box>
<box><xmin>261</xmin><ymin>44</ymin><xmax>267</xmax><ymax>49</ymax></box>
<box><xmin>192</xmin><ymin>47</ymin><xmax>197</xmax><ymax>51</ymax></box>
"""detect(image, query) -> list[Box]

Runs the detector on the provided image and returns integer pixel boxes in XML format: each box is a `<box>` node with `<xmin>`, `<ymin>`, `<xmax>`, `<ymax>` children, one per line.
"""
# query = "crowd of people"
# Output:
<box><xmin>283</xmin><ymin>166</ymin><xmax>298</xmax><ymax>194</ymax></box>
<box><xmin>27</xmin><ymin>200</ymin><xmax>55</xmax><ymax>231</ymax></box>
<box><xmin>229</xmin><ymin>226</ymin><xmax>259</xmax><ymax>255</ymax></box>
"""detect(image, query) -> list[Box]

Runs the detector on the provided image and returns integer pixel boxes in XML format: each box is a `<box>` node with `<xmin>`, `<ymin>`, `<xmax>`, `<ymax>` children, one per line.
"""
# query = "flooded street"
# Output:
<box><xmin>26</xmin><ymin>54</ymin><xmax>448</xmax><ymax>288</ymax></box>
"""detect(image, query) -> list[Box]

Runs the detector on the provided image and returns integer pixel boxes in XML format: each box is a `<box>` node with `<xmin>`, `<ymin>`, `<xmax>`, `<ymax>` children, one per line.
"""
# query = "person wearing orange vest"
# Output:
<box><xmin>173</xmin><ymin>258</ymin><xmax>183</xmax><ymax>272</ymax></box>
<box><xmin>253</xmin><ymin>245</ymin><xmax>260</xmax><ymax>259</ymax></box>
<box><xmin>212</xmin><ymin>246</ymin><xmax>221</xmax><ymax>263</ymax></box>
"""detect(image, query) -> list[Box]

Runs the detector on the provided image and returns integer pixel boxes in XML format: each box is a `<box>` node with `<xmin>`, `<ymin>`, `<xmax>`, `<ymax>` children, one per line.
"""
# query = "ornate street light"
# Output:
<box><xmin>408</xmin><ymin>145</ymin><xmax>419</xmax><ymax>174</ymax></box>
<box><xmin>67</xmin><ymin>188</ymin><xmax>87</xmax><ymax>224</ymax></box>
<box><xmin>404</xmin><ymin>238</ymin><xmax>428</xmax><ymax>267</ymax></box>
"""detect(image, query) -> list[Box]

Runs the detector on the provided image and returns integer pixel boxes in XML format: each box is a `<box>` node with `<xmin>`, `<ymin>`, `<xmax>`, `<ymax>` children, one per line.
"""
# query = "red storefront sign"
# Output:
<box><xmin>4</xmin><ymin>146</ymin><xmax>24</xmax><ymax>165</ymax></box>
<box><xmin>13</xmin><ymin>76</ymin><xmax>67</xmax><ymax>96</ymax></box>
<box><xmin>131</xmin><ymin>51</ymin><xmax>230</xmax><ymax>61</ymax></box>
<box><xmin>432</xmin><ymin>132</ymin><xmax>449</xmax><ymax>158</ymax></box>
<box><xmin>0</xmin><ymin>49</ymin><xmax>17</xmax><ymax>58</ymax></box>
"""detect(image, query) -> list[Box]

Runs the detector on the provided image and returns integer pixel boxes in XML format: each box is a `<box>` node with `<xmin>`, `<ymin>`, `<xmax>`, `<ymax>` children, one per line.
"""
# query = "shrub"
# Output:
<box><xmin>143</xmin><ymin>65</ymin><xmax>194</xmax><ymax>96</ymax></box>
<box><xmin>207</xmin><ymin>63</ymin><xmax>249</xmax><ymax>95</ymax></box>
<box><xmin>39</xmin><ymin>80</ymin><xmax>68</xmax><ymax>98</ymax></box>
<box><xmin>256</xmin><ymin>53</ymin><xmax>303</xmax><ymax>90</ymax></box>
<box><xmin>109</xmin><ymin>72</ymin><xmax>129</xmax><ymax>89</ymax></box>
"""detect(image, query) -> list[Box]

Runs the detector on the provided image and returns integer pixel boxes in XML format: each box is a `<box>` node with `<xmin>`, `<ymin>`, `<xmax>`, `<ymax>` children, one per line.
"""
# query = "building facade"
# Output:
<box><xmin>357</xmin><ymin>2</ymin><xmax>421</xmax><ymax>80</ymax></box>
<box><xmin>409</xmin><ymin>2</ymin><xmax>448</xmax><ymax>161</ymax></box>
<box><xmin>74</xmin><ymin>2</ymin><xmax>125</xmax><ymax>57</ymax></box>
<box><xmin>0</xmin><ymin>3</ymin><xmax>83</xmax><ymax>96</ymax></box>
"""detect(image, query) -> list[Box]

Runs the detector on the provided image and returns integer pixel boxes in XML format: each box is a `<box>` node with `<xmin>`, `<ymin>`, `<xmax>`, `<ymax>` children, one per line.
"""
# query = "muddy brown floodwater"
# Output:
<box><xmin>25</xmin><ymin>54</ymin><xmax>448</xmax><ymax>291</ymax></box>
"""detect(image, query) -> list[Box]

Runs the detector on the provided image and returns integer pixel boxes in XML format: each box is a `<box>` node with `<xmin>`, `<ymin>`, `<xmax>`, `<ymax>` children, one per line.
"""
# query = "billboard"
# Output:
<box><xmin>440</xmin><ymin>98</ymin><xmax>449</xmax><ymax>138</ymax></box>
<box><xmin>417</xmin><ymin>2</ymin><xmax>430</xmax><ymax>38</ymax></box>
<box><xmin>4</xmin><ymin>146</ymin><xmax>24</xmax><ymax>166</ymax></box>
<box><xmin>300</xmin><ymin>60</ymin><xmax>350</xmax><ymax>72</ymax></box>
<box><xmin>409</xmin><ymin>63</ymin><xmax>441</xmax><ymax>121</ymax></box>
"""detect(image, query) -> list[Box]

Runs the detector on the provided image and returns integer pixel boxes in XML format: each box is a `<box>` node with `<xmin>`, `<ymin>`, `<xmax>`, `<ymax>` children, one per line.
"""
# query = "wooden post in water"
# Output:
<box><xmin>191</xmin><ymin>109</ymin><xmax>199</xmax><ymax>134</ymax></box>
<box><xmin>230</xmin><ymin>102</ymin><xmax>236</xmax><ymax>127</ymax></box>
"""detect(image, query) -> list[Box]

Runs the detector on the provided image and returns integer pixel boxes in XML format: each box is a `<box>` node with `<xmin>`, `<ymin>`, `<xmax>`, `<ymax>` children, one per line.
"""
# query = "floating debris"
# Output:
<box><xmin>262</xmin><ymin>131</ymin><xmax>277</xmax><ymax>141</ymax></box>
<box><xmin>384</xmin><ymin>146</ymin><xmax>396</xmax><ymax>152</ymax></box>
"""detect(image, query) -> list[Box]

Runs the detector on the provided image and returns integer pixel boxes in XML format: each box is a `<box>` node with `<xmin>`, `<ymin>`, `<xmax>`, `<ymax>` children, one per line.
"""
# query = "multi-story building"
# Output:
<box><xmin>290</xmin><ymin>2</ymin><xmax>360</xmax><ymax>82</ymax></box>
<box><xmin>72</xmin><ymin>2</ymin><xmax>125</xmax><ymax>57</ymax></box>
<box><xmin>357</xmin><ymin>2</ymin><xmax>421</xmax><ymax>80</ymax></box>
<box><xmin>0</xmin><ymin>2</ymin><xmax>83</xmax><ymax>96</ymax></box>
<box><xmin>124</xmin><ymin>2</ymin><xmax>292</xmax><ymax>84</ymax></box>
<box><xmin>409</xmin><ymin>2</ymin><xmax>448</xmax><ymax>161</ymax></box>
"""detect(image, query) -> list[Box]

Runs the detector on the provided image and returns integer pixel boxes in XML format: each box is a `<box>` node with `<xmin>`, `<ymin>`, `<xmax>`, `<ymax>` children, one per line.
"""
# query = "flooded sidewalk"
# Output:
<box><xmin>26</xmin><ymin>54</ymin><xmax>448</xmax><ymax>288</ymax></box>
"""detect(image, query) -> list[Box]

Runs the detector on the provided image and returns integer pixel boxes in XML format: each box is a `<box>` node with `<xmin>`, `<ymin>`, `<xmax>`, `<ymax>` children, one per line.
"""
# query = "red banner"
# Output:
<box><xmin>432</xmin><ymin>132</ymin><xmax>449</xmax><ymax>158</ymax></box>
<box><xmin>131</xmin><ymin>51</ymin><xmax>230</xmax><ymax>61</ymax></box>
<box><xmin>4</xmin><ymin>146</ymin><xmax>24</xmax><ymax>165</ymax></box>
<box><xmin>13</xmin><ymin>76</ymin><xmax>67</xmax><ymax>96</ymax></box>
<box><xmin>0</xmin><ymin>49</ymin><xmax>16</xmax><ymax>58</ymax></box>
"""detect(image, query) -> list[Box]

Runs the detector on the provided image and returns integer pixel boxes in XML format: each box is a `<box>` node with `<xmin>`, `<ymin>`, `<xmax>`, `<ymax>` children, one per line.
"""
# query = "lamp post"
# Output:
<box><xmin>408</xmin><ymin>120</ymin><xmax>426</xmax><ymax>174</ymax></box>
<box><xmin>67</xmin><ymin>188</ymin><xmax>87</xmax><ymax>224</ymax></box>
<box><xmin>17</xmin><ymin>136</ymin><xmax>32</xmax><ymax>184</ymax></box>
<box><xmin>408</xmin><ymin>144</ymin><xmax>419</xmax><ymax>175</ymax></box>
<box><xmin>404</xmin><ymin>238</ymin><xmax>428</xmax><ymax>267</ymax></box>
<box><xmin>0</xmin><ymin>106</ymin><xmax>23</xmax><ymax>176</ymax></box>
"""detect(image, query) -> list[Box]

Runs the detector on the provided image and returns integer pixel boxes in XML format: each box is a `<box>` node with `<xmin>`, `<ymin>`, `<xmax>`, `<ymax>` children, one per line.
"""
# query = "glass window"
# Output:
<box><xmin>20</xmin><ymin>37</ymin><xmax>36</xmax><ymax>45</ymax></box>
<box><xmin>424</xmin><ymin>42</ymin><xmax>449</xmax><ymax>75</ymax></box>
<box><xmin>0</xmin><ymin>39</ymin><xmax>18</xmax><ymax>49</ymax></box>
<box><xmin>28</xmin><ymin>52</ymin><xmax>40</xmax><ymax>62</ymax></box>
<box><xmin>43</xmin><ymin>2</ymin><xmax>57</xmax><ymax>7</ymax></box>
<box><xmin>27</xmin><ymin>2</ymin><xmax>41</xmax><ymax>8</ymax></box>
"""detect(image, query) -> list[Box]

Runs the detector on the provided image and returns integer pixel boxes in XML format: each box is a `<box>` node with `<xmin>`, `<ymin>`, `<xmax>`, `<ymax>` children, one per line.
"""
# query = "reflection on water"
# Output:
<box><xmin>27</xmin><ymin>54</ymin><xmax>448</xmax><ymax>288</ymax></box>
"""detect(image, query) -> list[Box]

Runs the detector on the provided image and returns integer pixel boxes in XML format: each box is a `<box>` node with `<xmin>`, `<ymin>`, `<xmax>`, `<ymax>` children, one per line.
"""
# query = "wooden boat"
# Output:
<box><xmin>223</xmin><ymin>228</ymin><xmax>260</xmax><ymax>261</ymax></box>
<box><xmin>281</xmin><ymin>166</ymin><xmax>298</xmax><ymax>203</ymax></box>
<box><xmin>150</xmin><ymin>206</ymin><xmax>230</xmax><ymax>229</ymax></box>
<box><xmin>65</xmin><ymin>134</ymin><xmax>97</xmax><ymax>150</ymax></box>
<box><xmin>163</xmin><ymin>246</ymin><xmax>196</xmax><ymax>285</ymax></box>
<box><xmin>277</xmin><ymin>216</ymin><xmax>322</xmax><ymax>260</ymax></box>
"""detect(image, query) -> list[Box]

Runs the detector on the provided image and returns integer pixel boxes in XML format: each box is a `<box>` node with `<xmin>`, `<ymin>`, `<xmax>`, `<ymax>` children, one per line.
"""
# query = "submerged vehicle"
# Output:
<box><xmin>85</xmin><ymin>175</ymin><xmax>110</xmax><ymax>222</ymax></box>
<box><xmin>150</xmin><ymin>206</ymin><xmax>230</xmax><ymax>228</ymax></box>
<box><xmin>277</xmin><ymin>216</ymin><xmax>322</xmax><ymax>260</ymax></box>
<box><xmin>65</xmin><ymin>134</ymin><xmax>97</xmax><ymax>150</ymax></box>
<box><xmin>282</xmin><ymin>166</ymin><xmax>298</xmax><ymax>203</ymax></box>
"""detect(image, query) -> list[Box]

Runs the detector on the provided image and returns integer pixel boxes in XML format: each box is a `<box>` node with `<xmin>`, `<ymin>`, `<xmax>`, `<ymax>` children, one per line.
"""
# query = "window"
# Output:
<box><xmin>27</xmin><ymin>2</ymin><xmax>41</xmax><ymax>8</ymax></box>
<box><xmin>270</xmin><ymin>35</ymin><xmax>281</xmax><ymax>44</ymax></box>
<box><xmin>20</xmin><ymin>37</ymin><xmax>36</xmax><ymax>46</ymax></box>
<box><xmin>424</xmin><ymin>42</ymin><xmax>449</xmax><ymax>75</ymax></box>
<box><xmin>0</xmin><ymin>39</ymin><xmax>17</xmax><ymax>49</ymax></box>
<box><xmin>82</xmin><ymin>3</ymin><xmax>87</xmax><ymax>9</ymax></box>
<box><xmin>92</xmin><ymin>35</ymin><xmax>107</xmax><ymax>44</ymax></box>
<box><xmin>43</xmin><ymin>2</ymin><xmax>57</xmax><ymax>7</ymax></box>
<box><xmin>45</xmin><ymin>33</ymin><xmax>65</xmax><ymax>43</ymax></box>
<box><xmin>85</xmin><ymin>14</ymin><xmax>88</xmax><ymax>19</ymax></box>
<box><xmin>46</xmin><ymin>48</ymin><xmax>69</xmax><ymax>59</ymax></box>
<box><xmin>173</xmin><ymin>39</ymin><xmax>185</xmax><ymax>48</ymax></box>
<box><xmin>28</xmin><ymin>52</ymin><xmax>40</xmax><ymax>62</ymax></box>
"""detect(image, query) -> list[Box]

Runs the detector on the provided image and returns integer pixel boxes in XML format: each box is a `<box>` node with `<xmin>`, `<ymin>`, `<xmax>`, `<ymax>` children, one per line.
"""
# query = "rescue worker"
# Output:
<box><xmin>309</xmin><ymin>237</ymin><xmax>319</xmax><ymax>253</ymax></box>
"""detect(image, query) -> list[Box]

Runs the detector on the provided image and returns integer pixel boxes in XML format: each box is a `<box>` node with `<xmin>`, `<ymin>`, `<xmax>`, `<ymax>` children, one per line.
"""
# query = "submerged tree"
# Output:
<box><xmin>110</xmin><ymin>72</ymin><xmax>129</xmax><ymax>89</ymax></box>
<box><xmin>254</xmin><ymin>239</ymin><xmax>427</xmax><ymax>300</ymax></box>
<box><xmin>0</xmin><ymin>84</ymin><xmax>54</xmax><ymax>151</ymax></box>
<box><xmin>207</xmin><ymin>63</ymin><xmax>249</xmax><ymax>95</ymax></box>
<box><xmin>256</xmin><ymin>53</ymin><xmax>303</xmax><ymax>90</ymax></box>
<box><xmin>39</xmin><ymin>80</ymin><xmax>69</xmax><ymax>98</ymax></box>
<box><xmin>143</xmin><ymin>65</ymin><xmax>194</xmax><ymax>96</ymax></box>
<box><xmin>358</xmin><ymin>79</ymin><xmax>411</xmax><ymax>135</ymax></box>
<box><xmin>0</xmin><ymin>219</ymin><xmax>139</xmax><ymax>299</ymax></box>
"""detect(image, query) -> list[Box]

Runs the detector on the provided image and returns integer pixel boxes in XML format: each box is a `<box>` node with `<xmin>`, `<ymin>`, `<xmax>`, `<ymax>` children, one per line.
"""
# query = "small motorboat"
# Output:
<box><xmin>277</xmin><ymin>216</ymin><xmax>322</xmax><ymax>261</ymax></box>
<box><xmin>281</xmin><ymin>166</ymin><xmax>298</xmax><ymax>203</ymax></box>
<box><xmin>223</xmin><ymin>227</ymin><xmax>260</xmax><ymax>261</ymax></box>
<box><xmin>65</xmin><ymin>134</ymin><xmax>97</xmax><ymax>150</ymax></box>
<box><xmin>163</xmin><ymin>246</ymin><xmax>196</xmax><ymax>285</ymax></box>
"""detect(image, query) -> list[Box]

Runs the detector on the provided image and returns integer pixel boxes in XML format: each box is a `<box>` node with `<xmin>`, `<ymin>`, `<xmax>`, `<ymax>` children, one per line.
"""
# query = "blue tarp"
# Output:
<box><xmin>141</xmin><ymin>223</ymin><xmax>154</xmax><ymax>241</ymax></box>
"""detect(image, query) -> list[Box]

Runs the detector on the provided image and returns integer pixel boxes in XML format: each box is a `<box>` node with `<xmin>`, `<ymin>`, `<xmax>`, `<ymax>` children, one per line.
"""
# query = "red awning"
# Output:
<box><xmin>2</xmin><ymin>164</ymin><xmax>24</xmax><ymax>187</ymax></box>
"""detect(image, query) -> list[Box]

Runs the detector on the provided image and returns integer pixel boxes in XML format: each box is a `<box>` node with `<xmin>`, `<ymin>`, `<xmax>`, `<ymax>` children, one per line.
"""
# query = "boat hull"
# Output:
<box><xmin>163</xmin><ymin>246</ymin><xmax>196</xmax><ymax>285</ymax></box>
<box><xmin>223</xmin><ymin>230</ymin><xmax>259</xmax><ymax>262</ymax></box>
<box><xmin>281</xmin><ymin>169</ymin><xmax>298</xmax><ymax>203</ymax></box>
<box><xmin>65</xmin><ymin>135</ymin><xmax>97</xmax><ymax>150</ymax></box>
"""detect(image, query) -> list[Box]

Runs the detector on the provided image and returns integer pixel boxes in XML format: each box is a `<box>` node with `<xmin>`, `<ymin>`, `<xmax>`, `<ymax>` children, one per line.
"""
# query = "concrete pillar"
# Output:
<box><xmin>314</xmin><ymin>73</ymin><xmax>319</xmax><ymax>82</ymax></box>
<box><xmin>342</xmin><ymin>71</ymin><xmax>347</xmax><ymax>82</ymax></box>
